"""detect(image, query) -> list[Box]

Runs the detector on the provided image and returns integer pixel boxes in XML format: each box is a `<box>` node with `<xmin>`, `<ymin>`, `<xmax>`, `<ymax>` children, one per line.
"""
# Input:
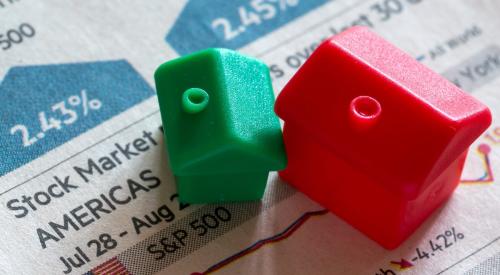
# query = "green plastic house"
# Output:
<box><xmin>154</xmin><ymin>48</ymin><xmax>287</xmax><ymax>203</ymax></box>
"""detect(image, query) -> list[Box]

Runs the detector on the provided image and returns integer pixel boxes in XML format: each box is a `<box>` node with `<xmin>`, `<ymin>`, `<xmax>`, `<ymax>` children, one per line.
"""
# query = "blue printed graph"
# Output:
<box><xmin>166</xmin><ymin>0</ymin><xmax>330</xmax><ymax>55</ymax></box>
<box><xmin>0</xmin><ymin>60</ymin><xmax>154</xmax><ymax>176</ymax></box>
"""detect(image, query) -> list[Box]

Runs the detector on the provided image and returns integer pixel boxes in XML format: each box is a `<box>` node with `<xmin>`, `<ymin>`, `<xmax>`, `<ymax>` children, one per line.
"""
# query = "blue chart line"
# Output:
<box><xmin>192</xmin><ymin>209</ymin><xmax>329</xmax><ymax>275</ymax></box>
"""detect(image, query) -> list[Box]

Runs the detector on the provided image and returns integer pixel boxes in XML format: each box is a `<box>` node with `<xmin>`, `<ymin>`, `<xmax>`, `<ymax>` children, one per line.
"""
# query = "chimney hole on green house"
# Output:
<box><xmin>182</xmin><ymin>88</ymin><xmax>209</xmax><ymax>114</ymax></box>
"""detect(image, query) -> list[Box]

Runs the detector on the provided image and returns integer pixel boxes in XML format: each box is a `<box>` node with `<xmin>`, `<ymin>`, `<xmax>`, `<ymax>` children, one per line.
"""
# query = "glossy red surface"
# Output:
<box><xmin>275</xmin><ymin>27</ymin><xmax>492</xmax><ymax>249</ymax></box>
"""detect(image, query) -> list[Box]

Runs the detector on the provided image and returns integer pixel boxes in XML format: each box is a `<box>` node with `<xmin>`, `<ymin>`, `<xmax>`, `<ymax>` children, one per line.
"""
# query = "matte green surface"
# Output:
<box><xmin>154</xmin><ymin>48</ymin><xmax>286</xmax><ymax>203</ymax></box>
<box><xmin>176</xmin><ymin>172</ymin><xmax>269</xmax><ymax>203</ymax></box>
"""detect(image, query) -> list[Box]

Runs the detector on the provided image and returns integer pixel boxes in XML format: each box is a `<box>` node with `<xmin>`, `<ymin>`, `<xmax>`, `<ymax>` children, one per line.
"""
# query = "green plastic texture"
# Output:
<box><xmin>154</xmin><ymin>48</ymin><xmax>287</xmax><ymax>203</ymax></box>
<box><xmin>182</xmin><ymin>88</ymin><xmax>210</xmax><ymax>114</ymax></box>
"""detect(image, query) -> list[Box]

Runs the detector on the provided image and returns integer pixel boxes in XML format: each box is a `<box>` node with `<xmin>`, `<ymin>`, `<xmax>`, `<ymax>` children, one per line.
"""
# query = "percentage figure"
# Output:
<box><xmin>9</xmin><ymin>89</ymin><xmax>103</xmax><ymax>148</ymax></box>
<box><xmin>449</xmin><ymin>227</ymin><xmax>464</xmax><ymax>242</ymax></box>
<box><xmin>68</xmin><ymin>89</ymin><xmax>102</xmax><ymax>116</ymax></box>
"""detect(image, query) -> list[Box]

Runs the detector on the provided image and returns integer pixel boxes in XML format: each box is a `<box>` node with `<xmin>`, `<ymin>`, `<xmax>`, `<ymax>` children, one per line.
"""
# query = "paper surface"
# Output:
<box><xmin>0</xmin><ymin>0</ymin><xmax>499</xmax><ymax>274</ymax></box>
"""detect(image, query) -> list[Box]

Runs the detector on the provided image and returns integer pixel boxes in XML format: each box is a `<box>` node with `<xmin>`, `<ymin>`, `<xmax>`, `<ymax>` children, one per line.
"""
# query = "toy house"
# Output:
<box><xmin>274</xmin><ymin>27</ymin><xmax>492</xmax><ymax>249</ymax></box>
<box><xmin>155</xmin><ymin>48</ymin><xmax>286</xmax><ymax>204</ymax></box>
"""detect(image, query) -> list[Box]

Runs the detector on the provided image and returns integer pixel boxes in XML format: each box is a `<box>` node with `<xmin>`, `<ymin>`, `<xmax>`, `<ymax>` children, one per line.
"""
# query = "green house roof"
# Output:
<box><xmin>155</xmin><ymin>48</ymin><xmax>286</xmax><ymax>175</ymax></box>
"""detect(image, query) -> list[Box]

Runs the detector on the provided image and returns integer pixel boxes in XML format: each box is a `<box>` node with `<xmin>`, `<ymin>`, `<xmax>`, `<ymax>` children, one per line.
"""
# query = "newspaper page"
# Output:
<box><xmin>0</xmin><ymin>0</ymin><xmax>499</xmax><ymax>274</ymax></box>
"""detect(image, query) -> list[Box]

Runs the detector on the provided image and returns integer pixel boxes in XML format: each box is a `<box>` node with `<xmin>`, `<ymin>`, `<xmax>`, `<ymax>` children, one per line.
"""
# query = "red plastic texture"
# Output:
<box><xmin>275</xmin><ymin>27</ymin><xmax>492</xmax><ymax>249</ymax></box>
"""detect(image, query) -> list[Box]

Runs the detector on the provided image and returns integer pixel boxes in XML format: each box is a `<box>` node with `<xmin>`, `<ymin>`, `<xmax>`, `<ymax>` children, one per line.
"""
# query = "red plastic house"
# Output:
<box><xmin>275</xmin><ymin>27</ymin><xmax>492</xmax><ymax>249</ymax></box>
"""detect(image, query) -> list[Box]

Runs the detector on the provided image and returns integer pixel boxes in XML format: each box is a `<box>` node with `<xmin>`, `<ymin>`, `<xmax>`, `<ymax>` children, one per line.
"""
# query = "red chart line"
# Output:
<box><xmin>192</xmin><ymin>209</ymin><xmax>329</xmax><ymax>275</ymax></box>
<box><xmin>461</xmin><ymin>144</ymin><xmax>495</xmax><ymax>184</ymax></box>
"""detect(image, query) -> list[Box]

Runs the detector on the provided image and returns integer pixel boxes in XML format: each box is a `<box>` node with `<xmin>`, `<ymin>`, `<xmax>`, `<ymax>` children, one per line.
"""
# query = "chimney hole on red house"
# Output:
<box><xmin>350</xmin><ymin>96</ymin><xmax>381</xmax><ymax>130</ymax></box>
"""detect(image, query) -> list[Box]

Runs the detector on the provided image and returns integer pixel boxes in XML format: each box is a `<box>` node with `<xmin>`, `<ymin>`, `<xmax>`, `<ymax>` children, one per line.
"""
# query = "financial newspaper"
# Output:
<box><xmin>0</xmin><ymin>0</ymin><xmax>499</xmax><ymax>274</ymax></box>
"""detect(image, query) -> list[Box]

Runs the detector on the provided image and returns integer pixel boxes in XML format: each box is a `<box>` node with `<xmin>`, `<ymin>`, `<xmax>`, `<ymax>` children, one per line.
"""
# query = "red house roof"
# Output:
<box><xmin>275</xmin><ymin>27</ymin><xmax>491</xmax><ymax>199</ymax></box>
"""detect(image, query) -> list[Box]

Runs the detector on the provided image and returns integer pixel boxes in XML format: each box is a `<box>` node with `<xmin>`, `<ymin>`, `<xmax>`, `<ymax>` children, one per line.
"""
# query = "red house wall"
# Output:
<box><xmin>280</xmin><ymin>123</ymin><xmax>467</xmax><ymax>249</ymax></box>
